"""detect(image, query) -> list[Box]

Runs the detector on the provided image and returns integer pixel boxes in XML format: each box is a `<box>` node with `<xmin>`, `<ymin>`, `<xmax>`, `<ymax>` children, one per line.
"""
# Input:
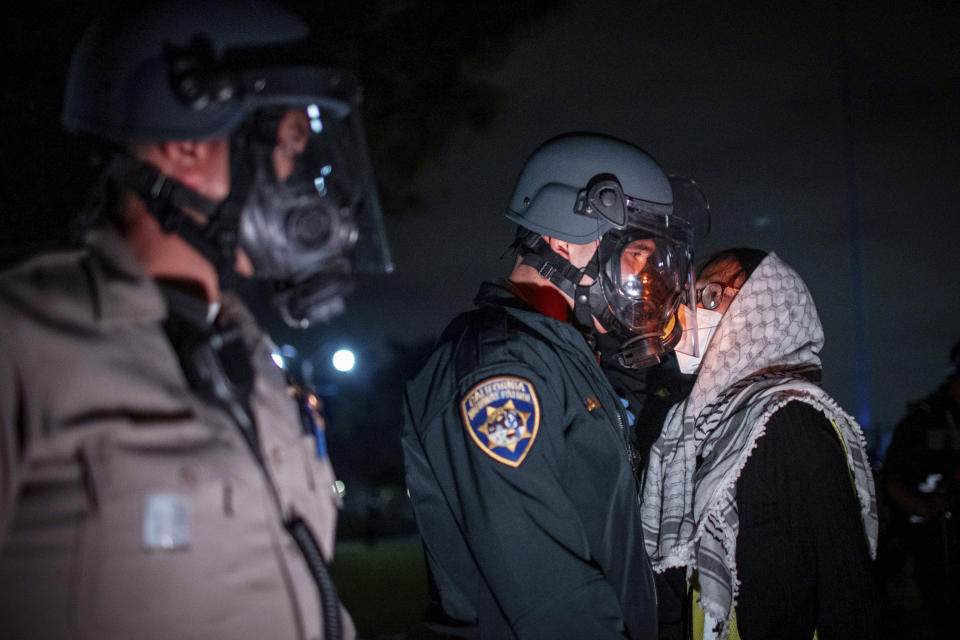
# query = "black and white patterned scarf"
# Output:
<box><xmin>640</xmin><ymin>253</ymin><xmax>878</xmax><ymax>638</ymax></box>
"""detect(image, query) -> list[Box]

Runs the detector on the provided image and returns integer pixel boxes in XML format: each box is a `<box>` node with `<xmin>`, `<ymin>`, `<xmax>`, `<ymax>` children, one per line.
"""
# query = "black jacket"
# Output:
<box><xmin>402</xmin><ymin>281</ymin><xmax>658</xmax><ymax>639</ymax></box>
<box><xmin>883</xmin><ymin>383</ymin><xmax>960</xmax><ymax>510</ymax></box>
<box><xmin>734</xmin><ymin>401</ymin><xmax>880</xmax><ymax>639</ymax></box>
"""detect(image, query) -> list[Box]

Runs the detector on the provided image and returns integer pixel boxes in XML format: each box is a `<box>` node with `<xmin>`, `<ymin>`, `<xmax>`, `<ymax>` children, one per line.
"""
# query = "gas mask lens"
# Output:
<box><xmin>617</xmin><ymin>237</ymin><xmax>660</xmax><ymax>301</ymax></box>
<box><xmin>598</xmin><ymin>214</ymin><xmax>695</xmax><ymax>340</ymax></box>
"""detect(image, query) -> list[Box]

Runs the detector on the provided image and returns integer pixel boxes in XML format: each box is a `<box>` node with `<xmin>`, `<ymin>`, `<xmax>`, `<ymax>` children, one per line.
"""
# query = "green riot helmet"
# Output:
<box><xmin>506</xmin><ymin>133</ymin><xmax>709</xmax><ymax>368</ymax></box>
<box><xmin>62</xmin><ymin>0</ymin><xmax>393</xmax><ymax>327</ymax></box>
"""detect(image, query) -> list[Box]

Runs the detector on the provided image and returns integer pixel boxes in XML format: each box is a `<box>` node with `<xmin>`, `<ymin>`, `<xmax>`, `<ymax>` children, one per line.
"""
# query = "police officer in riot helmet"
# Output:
<box><xmin>510</xmin><ymin>133</ymin><xmax>708</xmax><ymax>471</ymax></box>
<box><xmin>507</xmin><ymin>136</ymin><xmax>707</xmax><ymax>370</ymax></box>
<box><xmin>63</xmin><ymin>1</ymin><xmax>392</xmax><ymax>326</ymax></box>
<box><xmin>402</xmin><ymin>132</ymin><xmax>703</xmax><ymax>638</ymax></box>
<box><xmin>0</xmin><ymin>1</ymin><xmax>390</xmax><ymax>638</ymax></box>
<box><xmin>506</xmin><ymin>134</ymin><xmax>707</xmax><ymax>639</ymax></box>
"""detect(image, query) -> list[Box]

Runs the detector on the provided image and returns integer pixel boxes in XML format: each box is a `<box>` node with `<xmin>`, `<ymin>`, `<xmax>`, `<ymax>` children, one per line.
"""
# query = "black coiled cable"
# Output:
<box><xmin>286</xmin><ymin>516</ymin><xmax>342</xmax><ymax>640</ymax></box>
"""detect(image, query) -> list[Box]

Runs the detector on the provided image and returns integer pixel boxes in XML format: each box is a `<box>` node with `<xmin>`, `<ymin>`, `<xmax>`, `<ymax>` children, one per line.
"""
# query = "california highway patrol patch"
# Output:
<box><xmin>460</xmin><ymin>375</ymin><xmax>540</xmax><ymax>467</ymax></box>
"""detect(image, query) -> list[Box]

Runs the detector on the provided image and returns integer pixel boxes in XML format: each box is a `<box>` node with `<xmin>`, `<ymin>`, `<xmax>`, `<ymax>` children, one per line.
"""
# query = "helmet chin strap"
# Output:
<box><xmin>105</xmin><ymin>140</ymin><xmax>256</xmax><ymax>286</ymax></box>
<box><xmin>518</xmin><ymin>234</ymin><xmax>612</xmax><ymax>330</ymax></box>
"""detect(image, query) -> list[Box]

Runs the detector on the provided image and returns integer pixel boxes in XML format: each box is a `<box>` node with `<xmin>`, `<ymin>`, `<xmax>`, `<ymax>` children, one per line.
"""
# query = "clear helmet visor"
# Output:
<box><xmin>238</xmin><ymin>100</ymin><xmax>393</xmax><ymax>282</ymax></box>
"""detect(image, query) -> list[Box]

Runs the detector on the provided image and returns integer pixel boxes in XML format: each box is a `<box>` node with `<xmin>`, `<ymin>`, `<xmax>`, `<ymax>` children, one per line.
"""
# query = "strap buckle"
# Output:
<box><xmin>538</xmin><ymin>261</ymin><xmax>557</xmax><ymax>280</ymax></box>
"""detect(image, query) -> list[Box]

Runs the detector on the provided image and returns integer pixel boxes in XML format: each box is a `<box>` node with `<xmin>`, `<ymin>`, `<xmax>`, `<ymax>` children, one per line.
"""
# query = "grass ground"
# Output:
<box><xmin>332</xmin><ymin>536</ymin><xmax>430</xmax><ymax>639</ymax></box>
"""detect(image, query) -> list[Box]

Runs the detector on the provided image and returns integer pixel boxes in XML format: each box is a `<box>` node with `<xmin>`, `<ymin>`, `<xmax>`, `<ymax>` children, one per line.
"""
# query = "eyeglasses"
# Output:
<box><xmin>696</xmin><ymin>282</ymin><xmax>739</xmax><ymax>310</ymax></box>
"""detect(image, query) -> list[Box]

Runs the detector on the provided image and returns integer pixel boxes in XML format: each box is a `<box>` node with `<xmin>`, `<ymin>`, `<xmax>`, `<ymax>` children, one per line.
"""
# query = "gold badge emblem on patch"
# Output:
<box><xmin>460</xmin><ymin>376</ymin><xmax>540</xmax><ymax>467</ymax></box>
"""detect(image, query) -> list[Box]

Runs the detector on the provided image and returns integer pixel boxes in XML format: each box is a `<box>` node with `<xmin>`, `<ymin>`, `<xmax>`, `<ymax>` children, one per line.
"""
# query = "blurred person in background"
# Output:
<box><xmin>881</xmin><ymin>339</ymin><xmax>960</xmax><ymax>638</ymax></box>
<box><xmin>0</xmin><ymin>1</ymin><xmax>392</xmax><ymax>638</ymax></box>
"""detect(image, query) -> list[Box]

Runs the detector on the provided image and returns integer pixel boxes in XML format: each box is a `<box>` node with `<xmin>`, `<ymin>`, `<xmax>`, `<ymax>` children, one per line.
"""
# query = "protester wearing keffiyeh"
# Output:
<box><xmin>640</xmin><ymin>251</ymin><xmax>878</xmax><ymax>639</ymax></box>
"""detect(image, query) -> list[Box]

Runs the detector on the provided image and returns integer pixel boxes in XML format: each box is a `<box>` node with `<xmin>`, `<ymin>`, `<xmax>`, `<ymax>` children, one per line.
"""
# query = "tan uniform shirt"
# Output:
<box><xmin>0</xmin><ymin>228</ymin><xmax>355</xmax><ymax>640</ymax></box>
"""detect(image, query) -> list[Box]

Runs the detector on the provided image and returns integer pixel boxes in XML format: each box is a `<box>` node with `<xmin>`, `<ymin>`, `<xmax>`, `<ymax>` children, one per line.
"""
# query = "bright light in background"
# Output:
<box><xmin>272</xmin><ymin>344</ymin><xmax>299</xmax><ymax>371</ymax></box>
<box><xmin>332</xmin><ymin>348</ymin><xmax>356</xmax><ymax>372</ymax></box>
<box><xmin>307</xmin><ymin>103</ymin><xmax>323</xmax><ymax>132</ymax></box>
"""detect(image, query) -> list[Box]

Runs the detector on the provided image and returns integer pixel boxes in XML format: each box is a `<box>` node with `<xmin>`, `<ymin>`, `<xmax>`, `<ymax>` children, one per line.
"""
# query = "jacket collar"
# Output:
<box><xmin>475</xmin><ymin>279</ymin><xmax>595</xmax><ymax>360</ymax></box>
<box><xmin>83</xmin><ymin>226</ymin><xmax>169</xmax><ymax>329</ymax></box>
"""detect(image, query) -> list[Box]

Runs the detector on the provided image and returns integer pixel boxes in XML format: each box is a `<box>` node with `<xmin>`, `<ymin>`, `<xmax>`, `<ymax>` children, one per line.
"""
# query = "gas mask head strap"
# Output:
<box><xmin>105</xmin><ymin>149</ymin><xmax>251</xmax><ymax>283</ymax></box>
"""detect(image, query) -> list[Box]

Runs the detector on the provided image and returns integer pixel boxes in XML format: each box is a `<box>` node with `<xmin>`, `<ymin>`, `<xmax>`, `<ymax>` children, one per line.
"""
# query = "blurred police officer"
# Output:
<box><xmin>0</xmin><ymin>1</ymin><xmax>392</xmax><ymax>638</ymax></box>
<box><xmin>882</xmin><ymin>340</ymin><xmax>960</xmax><ymax>636</ymax></box>
<box><xmin>402</xmin><ymin>132</ymin><xmax>701</xmax><ymax>638</ymax></box>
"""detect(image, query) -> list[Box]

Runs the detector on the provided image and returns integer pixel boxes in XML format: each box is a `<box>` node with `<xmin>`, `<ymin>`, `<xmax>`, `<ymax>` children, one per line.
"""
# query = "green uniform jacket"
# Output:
<box><xmin>402</xmin><ymin>281</ymin><xmax>657</xmax><ymax>640</ymax></box>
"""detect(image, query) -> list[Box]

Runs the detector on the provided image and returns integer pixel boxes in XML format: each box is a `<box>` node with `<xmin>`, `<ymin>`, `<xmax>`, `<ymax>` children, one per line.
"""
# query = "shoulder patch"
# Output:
<box><xmin>460</xmin><ymin>375</ymin><xmax>540</xmax><ymax>467</ymax></box>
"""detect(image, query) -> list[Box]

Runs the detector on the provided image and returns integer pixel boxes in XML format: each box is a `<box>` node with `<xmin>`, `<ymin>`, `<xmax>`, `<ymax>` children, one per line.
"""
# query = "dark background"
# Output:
<box><xmin>3</xmin><ymin>0</ymin><xmax>959</xmax><ymax>504</ymax></box>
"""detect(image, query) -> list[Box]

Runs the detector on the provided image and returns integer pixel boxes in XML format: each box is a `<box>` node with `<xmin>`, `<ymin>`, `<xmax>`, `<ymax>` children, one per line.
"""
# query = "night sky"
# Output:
<box><xmin>318</xmin><ymin>0</ymin><xmax>960</xmax><ymax>447</ymax></box>
<box><xmin>4</xmin><ymin>0</ymin><xmax>959</xmax><ymax>448</ymax></box>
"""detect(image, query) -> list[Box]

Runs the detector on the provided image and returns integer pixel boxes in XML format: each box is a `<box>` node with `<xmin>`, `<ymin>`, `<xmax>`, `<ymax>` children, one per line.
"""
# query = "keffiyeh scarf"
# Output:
<box><xmin>640</xmin><ymin>253</ymin><xmax>878</xmax><ymax>638</ymax></box>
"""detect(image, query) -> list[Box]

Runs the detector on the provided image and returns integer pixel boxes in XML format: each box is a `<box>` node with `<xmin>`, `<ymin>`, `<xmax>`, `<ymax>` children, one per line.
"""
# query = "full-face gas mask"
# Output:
<box><xmin>576</xmin><ymin>175</ymin><xmax>701</xmax><ymax>369</ymax></box>
<box><xmin>233</xmin><ymin>96</ymin><xmax>392</xmax><ymax>326</ymax></box>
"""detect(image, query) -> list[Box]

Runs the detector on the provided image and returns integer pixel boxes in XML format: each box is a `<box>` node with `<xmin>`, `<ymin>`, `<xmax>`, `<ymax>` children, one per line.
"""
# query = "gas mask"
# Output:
<box><xmin>577</xmin><ymin>175</ymin><xmax>701</xmax><ymax>369</ymax></box>
<box><xmin>235</xmin><ymin>101</ymin><xmax>392</xmax><ymax>327</ymax></box>
<box><xmin>105</xmin><ymin>63</ymin><xmax>393</xmax><ymax>329</ymax></box>
<box><xmin>674</xmin><ymin>305</ymin><xmax>723</xmax><ymax>374</ymax></box>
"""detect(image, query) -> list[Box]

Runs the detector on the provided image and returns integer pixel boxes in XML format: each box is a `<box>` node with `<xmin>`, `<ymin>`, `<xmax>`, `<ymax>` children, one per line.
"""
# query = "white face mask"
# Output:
<box><xmin>675</xmin><ymin>306</ymin><xmax>723</xmax><ymax>375</ymax></box>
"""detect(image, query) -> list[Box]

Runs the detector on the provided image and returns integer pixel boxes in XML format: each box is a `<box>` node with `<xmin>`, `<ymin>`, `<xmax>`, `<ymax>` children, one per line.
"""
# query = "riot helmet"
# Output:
<box><xmin>507</xmin><ymin>133</ymin><xmax>709</xmax><ymax>368</ymax></box>
<box><xmin>62</xmin><ymin>0</ymin><xmax>393</xmax><ymax>327</ymax></box>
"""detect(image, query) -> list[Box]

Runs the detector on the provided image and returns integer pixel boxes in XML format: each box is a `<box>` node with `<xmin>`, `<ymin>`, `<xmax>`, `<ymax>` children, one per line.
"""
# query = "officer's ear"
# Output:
<box><xmin>130</xmin><ymin>139</ymin><xmax>231</xmax><ymax>203</ymax></box>
<box><xmin>547</xmin><ymin>236</ymin><xmax>598</xmax><ymax>272</ymax></box>
<box><xmin>545</xmin><ymin>236</ymin><xmax>572</xmax><ymax>261</ymax></box>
